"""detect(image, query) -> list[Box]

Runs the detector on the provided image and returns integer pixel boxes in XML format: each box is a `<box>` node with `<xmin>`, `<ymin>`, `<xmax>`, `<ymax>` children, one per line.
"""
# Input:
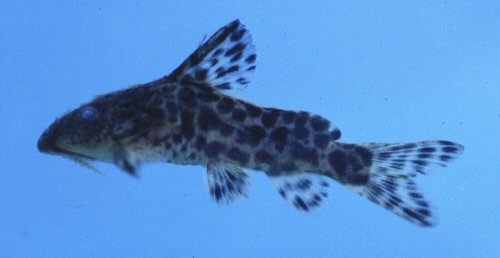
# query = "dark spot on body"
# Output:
<box><xmin>172</xmin><ymin>134</ymin><xmax>183</xmax><ymax>144</ymax></box>
<box><xmin>198</xmin><ymin>107</ymin><xmax>220</xmax><ymax>131</ymax></box>
<box><xmin>274</xmin><ymin>143</ymin><xmax>285</xmax><ymax>153</ymax></box>
<box><xmin>188</xmin><ymin>53</ymin><xmax>203</xmax><ymax>67</ymax></box>
<box><xmin>195</xmin><ymin>135</ymin><xmax>207</xmax><ymax>150</ymax></box>
<box><xmin>351</xmin><ymin>160</ymin><xmax>364</xmax><ymax>173</ymax></box>
<box><xmin>217</xmin><ymin>97</ymin><xmax>236</xmax><ymax>113</ymax></box>
<box><xmin>255</xmin><ymin>150</ymin><xmax>275</xmax><ymax>164</ymax></box>
<box><xmin>220</xmin><ymin>123</ymin><xmax>235</xmax><ymax>136</ymax></box>
<box><xmin>355</xmin><ymin>146</ymin><xmax>373</xmax><ymax>166</ymax></box>
<box><xmin>294</xmin><ymin>112</ymin><xmax>309</xmax><ymax>127</ymax></box>
<box><xmin>232</xmin><ymin>108</ymin><xmax>247</xmax><ymax>122</ymax></box>
<box><xmin>178</xmin><ymin>88</ymin><xmax>197</xmax><ymax>106</ymax></box>
<box><xmin>236</xmin><ymin>125</ymin><xmax>266</xmax><ymax>146</ymax></box>
<box><xmin>205</xmin><ymin>141</ymin><xmax>225</xmax><ymax>158</ymax></box>
<box><xmin>283</xmin><ymin>111</ymin><xmax>296</xmax><ymax>124</ymax></box>
<box><xmin>346</xmin><ymin>174</ymin><xmax>369</xmax><ymax>185</ymax></box>
<box><xmin>227</xmin><ymin>147</ymin><xmax>250</xmax><ymax>164</ymax></box>
<box><xmin>192</xmin><ymin>83</ymin><xmax>212</xmax><ymax>92</ymax></box>
<box><xmin>330</xmin><ymin>129</ymin><xmax>341</xmax><ymax>140</ymax></box>
<box><xmin>310</xmin><ymin>116</ymin><xmax>330</xmax><ymax>131</ymax></box>
<box><xmin>313</xmin><ymin>133</ymin><xmax>330</xmax><ymax>149</ymax></box>
<box><xmin>243</xmin><ymin>103</ymin><xmax>262</xmax><ymax>117</ymax></box>
<box><xmin>198</xmin><ymin>92</ymin><xmax>220</xmax><ymax>102</ymax></box>
<box><xmin>328</xmin><ymin>149</ymin><xmax>348</xmax><ymax>177</ymax></box>
<box><xmin>165</xmin><ymin>101</ymin><xmax>178</xmax><ymax>123</ymax></box>
<box><xmin>261</xmin><ymin>109</ymin><xmax>280</xmax><ymax>128</ymax></box>
<box><xmin>279</xmin><ymin>162</ymin><xmax>297</xmax><ymax>172</ymax></box>
<box><xmin>270</xmin><ymin>127</ymin><xmax>288</xmax><ymax>143</ymax></box>
<box><xmin>144</xmin><ymin>107</ymin><xmax>165</xmax><ymax>121</ymax></box>
<box><xmin>180</xmin><ymin>111</ymin><xmax>194</xmax><ymax>140</ymax></box>
<box><xmin>290</xmin><ymin>143</ymin><xmax>319</xmax><ymax>166</ymax></box>
<box><xmin>292</xmin><ymin>126</ymin><xmax>309</xmax><ymax>139</ymax></box>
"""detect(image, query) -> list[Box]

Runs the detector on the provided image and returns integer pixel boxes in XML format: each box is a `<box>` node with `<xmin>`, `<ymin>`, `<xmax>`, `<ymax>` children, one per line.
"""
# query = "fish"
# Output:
<box><xmin>37</xmin><ymin>19</ymin><xmax>464</xmax><ymax>227</ymax></box>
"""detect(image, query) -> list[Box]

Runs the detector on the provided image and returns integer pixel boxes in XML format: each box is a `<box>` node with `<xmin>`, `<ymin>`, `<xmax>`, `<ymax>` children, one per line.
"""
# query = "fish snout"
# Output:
<box><xmin>37</xmin><ymin>122</ymin><xmax>60</xmax><ymax>154</ymax></box>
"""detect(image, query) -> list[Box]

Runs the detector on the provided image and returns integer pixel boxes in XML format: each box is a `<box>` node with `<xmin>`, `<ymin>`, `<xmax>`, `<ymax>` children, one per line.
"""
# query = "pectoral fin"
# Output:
<box><xmin>113</xmin><ymin>148</ymin><xmax>141</xmax><ymax>177</ymax></box>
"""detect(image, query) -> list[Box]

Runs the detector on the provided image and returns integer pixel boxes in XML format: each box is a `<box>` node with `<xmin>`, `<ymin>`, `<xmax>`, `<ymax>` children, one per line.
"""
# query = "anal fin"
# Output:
<box><xmin>268</xmin><ymin>173</ymin><xmax>330</xmax><ymax>212</ymax></box>
<box><xmin>207</xmin><ymin>163</ymin><xmax>250</xmax><ymax>204</ymax></box>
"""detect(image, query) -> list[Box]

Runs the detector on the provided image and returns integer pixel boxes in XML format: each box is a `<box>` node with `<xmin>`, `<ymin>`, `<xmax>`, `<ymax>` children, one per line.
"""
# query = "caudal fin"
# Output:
<box><xmin>345</xmin><ymin>141</ymin><xmax>464</xmax><ymax>227</ymax></box>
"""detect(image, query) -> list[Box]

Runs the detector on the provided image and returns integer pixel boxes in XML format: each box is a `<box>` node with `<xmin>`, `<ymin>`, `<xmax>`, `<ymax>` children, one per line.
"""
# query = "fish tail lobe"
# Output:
<box><xmin>335</xmin><ymin>140</ymin><xmax>463</xmax><ymax>226</ymax></box>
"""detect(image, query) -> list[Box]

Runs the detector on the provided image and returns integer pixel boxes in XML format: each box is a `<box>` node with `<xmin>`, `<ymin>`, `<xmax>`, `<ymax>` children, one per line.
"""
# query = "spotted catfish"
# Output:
<box><xmin>38</xmin><ymin>20</ymin><xmax>464</xmax><ymax>227</ymax></box>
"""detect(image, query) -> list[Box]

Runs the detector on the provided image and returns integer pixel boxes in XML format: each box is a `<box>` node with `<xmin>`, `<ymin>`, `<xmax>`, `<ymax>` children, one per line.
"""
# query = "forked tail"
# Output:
<box><xmin>344</xmin><ymin>141</ymin><xmax>464</xmax><ymax>226</ymax></box>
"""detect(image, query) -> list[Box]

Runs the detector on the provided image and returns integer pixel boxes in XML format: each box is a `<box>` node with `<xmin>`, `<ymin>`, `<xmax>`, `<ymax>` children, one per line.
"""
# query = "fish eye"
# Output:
<box><xmin>79</xmin><ymin>106</ymin><xmax>98</xmax><ymax>121</ymax></box>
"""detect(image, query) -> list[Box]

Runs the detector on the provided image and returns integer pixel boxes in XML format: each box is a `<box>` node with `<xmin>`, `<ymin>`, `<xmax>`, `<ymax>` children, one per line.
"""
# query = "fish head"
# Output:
<box><xmin>37</xmin><ymin>85</ymin><xmax>176</xmax><ymax>170</ymax></box>
<box><xmin>37</xmin><ymin>101</ymin><xmax>117</xmax><ymax>164</ymax></box>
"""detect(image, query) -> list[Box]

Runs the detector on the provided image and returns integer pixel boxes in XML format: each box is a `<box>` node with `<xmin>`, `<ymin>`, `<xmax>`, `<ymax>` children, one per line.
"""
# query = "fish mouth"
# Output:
<box><xmin>37</xmin><ymin>124</ymin><xmax>95</xmax><ymax>160</ymax></box>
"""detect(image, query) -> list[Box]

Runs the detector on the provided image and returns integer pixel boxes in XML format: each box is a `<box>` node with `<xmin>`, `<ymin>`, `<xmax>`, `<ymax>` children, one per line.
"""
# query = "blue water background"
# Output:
<box><xmin>1</xmin><ymin>1</ymin><xmax>499</xmax><ymax>257</ymax></box>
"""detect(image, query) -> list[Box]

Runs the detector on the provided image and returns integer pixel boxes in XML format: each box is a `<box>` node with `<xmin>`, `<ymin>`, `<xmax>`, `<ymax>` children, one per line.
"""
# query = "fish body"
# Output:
<box><xmin>38</xmin><ymin>20</ymin><xmax>463</xmax><ymax>226</ymax></box>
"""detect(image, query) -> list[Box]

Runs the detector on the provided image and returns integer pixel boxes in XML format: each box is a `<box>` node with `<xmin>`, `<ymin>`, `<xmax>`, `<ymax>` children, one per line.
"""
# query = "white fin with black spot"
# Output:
<box><xmin>345</xmin><ymin>140</ymin><xmax>464</xmax><ymax>226</ymax></box>
<box><xmin>269</xmin><ymin>173</ymin><xmax>330</xmax><ymax>212</ymax></box>
<box><xmin>206</xmin><ymin>163</ymin><xmax>250</xmax><ymax>204</ymax></box>
<box><xmin>169</xmin><ymin>19</ymin><xmax>256</xmax><ymax>90</ymax></box>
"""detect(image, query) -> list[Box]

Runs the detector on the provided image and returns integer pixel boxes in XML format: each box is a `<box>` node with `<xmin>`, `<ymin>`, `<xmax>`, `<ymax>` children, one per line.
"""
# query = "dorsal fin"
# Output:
<box><xmin>168</xmin><ymin>19</ymin><xmax>256</xmax><ymax>90</ymax></box>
